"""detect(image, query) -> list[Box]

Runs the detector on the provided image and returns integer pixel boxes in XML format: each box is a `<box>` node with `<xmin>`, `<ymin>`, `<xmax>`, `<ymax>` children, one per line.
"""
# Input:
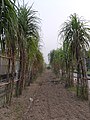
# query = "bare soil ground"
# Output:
<box><xmin>0</xmin><ymin>70</ymin><xmax>90</xmax><ymax>120</ymax></box>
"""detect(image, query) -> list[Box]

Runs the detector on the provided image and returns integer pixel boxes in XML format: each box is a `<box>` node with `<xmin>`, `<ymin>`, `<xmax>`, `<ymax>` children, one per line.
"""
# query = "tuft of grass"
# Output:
<box><xmin>68</xmin><ymin>86</ymin><xmax>76</xmax><ymax>92</ymax></box>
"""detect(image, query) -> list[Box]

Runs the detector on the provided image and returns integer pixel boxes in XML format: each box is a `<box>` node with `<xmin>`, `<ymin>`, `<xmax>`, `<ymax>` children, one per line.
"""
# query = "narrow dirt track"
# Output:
<box><xmin>23</xmin><ymin>70</ymin><xmax>90</xmax><ymax>120</ymax></box>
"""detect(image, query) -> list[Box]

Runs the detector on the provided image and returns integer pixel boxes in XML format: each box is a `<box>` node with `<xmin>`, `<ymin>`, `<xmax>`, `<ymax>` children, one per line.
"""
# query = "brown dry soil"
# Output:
<box><xmin>0</xmin><ymin>70</ymin><xmax>90</xmax><ymax>120</ymax></box>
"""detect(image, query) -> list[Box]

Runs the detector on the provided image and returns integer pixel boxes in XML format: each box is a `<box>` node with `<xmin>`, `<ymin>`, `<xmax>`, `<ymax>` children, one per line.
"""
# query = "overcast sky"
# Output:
<box><xmin>21</xmin><ymin>0</ymin><xmax>90</xmax><ymax>63</ymax></box>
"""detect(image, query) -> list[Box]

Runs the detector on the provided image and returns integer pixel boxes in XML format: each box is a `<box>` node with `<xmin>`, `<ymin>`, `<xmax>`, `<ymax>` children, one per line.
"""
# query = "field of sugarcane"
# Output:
<box><xmin>48</xmin><ymin>13</ymin><xmax>90</xmax><ymax>100</ymax></box>
<box><xmin>0</xmin><ymin>0</ymin><xmax>44</xmax><ymax>107</ymax></box>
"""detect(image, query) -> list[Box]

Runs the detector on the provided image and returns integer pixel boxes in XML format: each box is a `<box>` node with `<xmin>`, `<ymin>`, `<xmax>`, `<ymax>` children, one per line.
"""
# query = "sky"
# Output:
<box><xmin>20</xmin><ymin>0</ymin><xmax>90</xmax><ymax>63</ymax></box>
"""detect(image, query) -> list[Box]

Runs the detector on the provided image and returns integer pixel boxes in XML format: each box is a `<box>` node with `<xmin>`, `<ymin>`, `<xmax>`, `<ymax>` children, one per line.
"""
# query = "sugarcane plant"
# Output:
<box><xmin>0</xmin><ymin>0</ymin><xmax>44</xmax><ymax>105</ymax></box>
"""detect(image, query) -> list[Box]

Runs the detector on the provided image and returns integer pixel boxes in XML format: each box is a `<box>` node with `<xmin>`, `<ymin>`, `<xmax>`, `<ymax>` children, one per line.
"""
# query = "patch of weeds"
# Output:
<box><xmin>68</xmin><ymin>86</ymin><xmax>76</xmax><ymax>92</ymax></box>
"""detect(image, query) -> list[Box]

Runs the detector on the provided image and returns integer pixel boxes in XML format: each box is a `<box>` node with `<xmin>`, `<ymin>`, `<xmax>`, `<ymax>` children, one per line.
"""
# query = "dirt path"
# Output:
<box><xmin>22</xmin><ymin>70</ymin><xmax>90</xmax><ymax>120</ymax></box>
<box><xmin>0</xmin><ymin>70</ymin><xmax>90</xmax><ymax>120</ymax></box>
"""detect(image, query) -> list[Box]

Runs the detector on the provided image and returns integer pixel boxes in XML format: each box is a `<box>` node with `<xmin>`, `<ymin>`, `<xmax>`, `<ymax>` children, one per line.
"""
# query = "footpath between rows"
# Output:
<box><xmin>23</xmin><ymin>70</ymin><xmax>90</xmax><ymax>120</ymax></box>
<box><xmin>0</xmin><ymin>70</ymin><xmax>90</xmax><ymax>120</ymax></box>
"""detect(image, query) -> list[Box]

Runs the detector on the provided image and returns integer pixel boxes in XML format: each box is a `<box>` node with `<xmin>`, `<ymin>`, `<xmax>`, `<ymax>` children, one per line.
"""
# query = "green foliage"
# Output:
<box><xmin>59</xmin><ymin>13</ymin><xmax>90</xmax><ymax>99</ymax></box>
<box><xmin>49</xmin><ymin>13</ymin><xmax>90</xmax><ymax>100</ymax></box>
<box><xmin>48</xmin><ymin>48</ymin><xmax>65</xmax><ymax>76</ymax></box>
<box><xmin>0</xmin><ymin>0</ymin><xmax>44</xmax><ymax>104</ymax></box>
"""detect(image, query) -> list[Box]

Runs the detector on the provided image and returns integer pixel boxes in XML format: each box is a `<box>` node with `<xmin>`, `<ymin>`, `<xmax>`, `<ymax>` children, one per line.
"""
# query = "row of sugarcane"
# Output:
<box><xmin>48</xmin><ymin>13</ymin><xmax>90</xmax><ymax>100</ymax></box>
<box><xmin>0</xmin><ymin>0</ymin><xmax>44</xmax><ymax>105</ymax></box>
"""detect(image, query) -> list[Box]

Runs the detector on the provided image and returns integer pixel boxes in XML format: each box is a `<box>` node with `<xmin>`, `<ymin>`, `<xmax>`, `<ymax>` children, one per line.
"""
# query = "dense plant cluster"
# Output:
<box><xmin>49</xmin><ymin>13</ymin><xmax>90</xmax><ymax>100</ymax></box>
<box><xmin>0</xmin><ymin>0</ymin><xmax>44</xmax><ymax>104</ymax></box>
